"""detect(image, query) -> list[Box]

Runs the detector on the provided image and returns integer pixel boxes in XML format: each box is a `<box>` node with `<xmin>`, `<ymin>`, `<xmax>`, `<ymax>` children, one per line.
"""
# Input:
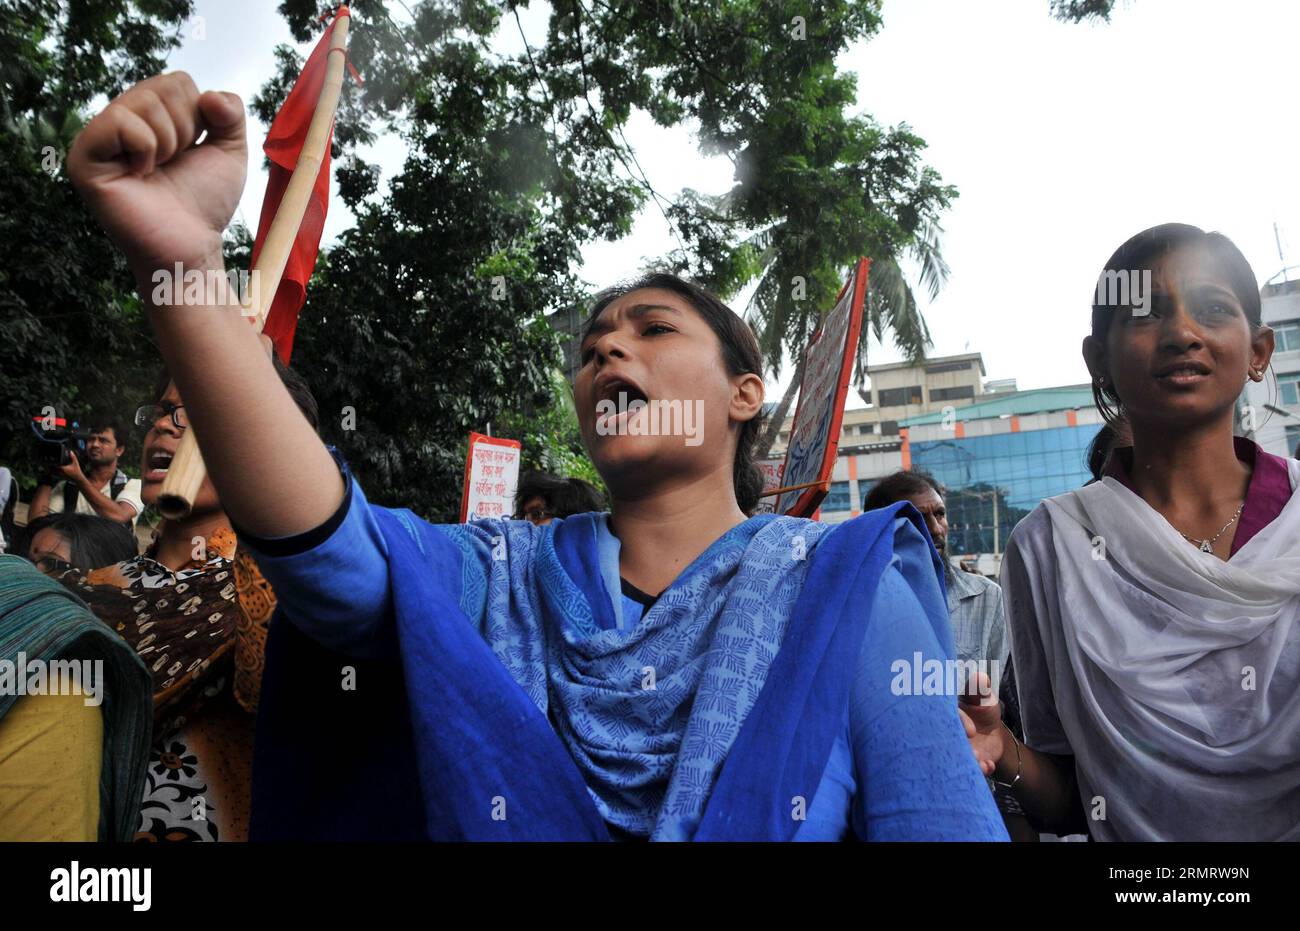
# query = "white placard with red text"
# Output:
<box><xmin>753</xmin><ymin>458</ymin><xmax>785</xmax><ymax>515</ymax></box>
<box><xmin>459</xmin><ymin>432</ymin><xmax>522</xmax><ymax>522</ymax></box>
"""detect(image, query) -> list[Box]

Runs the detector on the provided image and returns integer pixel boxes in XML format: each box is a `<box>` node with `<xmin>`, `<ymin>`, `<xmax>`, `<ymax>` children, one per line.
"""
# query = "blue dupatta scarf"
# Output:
<box><xmin>251</xmin><ymin>501</ymin><xmax>947</xmax><ymax>841</ymax></box>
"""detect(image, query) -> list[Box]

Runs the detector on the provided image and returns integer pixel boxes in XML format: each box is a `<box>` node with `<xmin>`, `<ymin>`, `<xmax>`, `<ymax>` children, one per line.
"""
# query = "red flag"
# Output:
<box><xmin>250</xmin><ymin>6</ymin><xmax>351</xmax><ymax>363</ymax></box>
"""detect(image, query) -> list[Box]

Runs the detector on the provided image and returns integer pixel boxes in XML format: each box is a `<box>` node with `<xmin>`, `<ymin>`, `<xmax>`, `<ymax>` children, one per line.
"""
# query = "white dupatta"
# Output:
<box><xmin>1014</xmin><ymin>459</ymin><xmax>1300</xmax><ymax>841</ymax></box>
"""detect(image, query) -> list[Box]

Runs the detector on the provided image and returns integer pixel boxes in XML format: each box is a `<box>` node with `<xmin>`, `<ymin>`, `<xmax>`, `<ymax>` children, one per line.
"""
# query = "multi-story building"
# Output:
<box><xmin>771</xmin><ymin>352</ymin><xmax>987</xmax><ymax>446</ymax></box>
<box><xmin>766</xmin><ymin>353</ymin><xmax>989</xmax><ymax>521</ymax></box>
<box><xmin>1242</xmin><ymin>275</ymin><xmax>1300</xmax><ymax>458</ymax></box>
<box><xmin>898</xmin><ymin>386</ymin><xmax>1105</xmax><ymax>570</ymax></box>
<box><xmin>770</xmin><ymin>353</ymin><xmax>989</xmax><ymax>446</ymax></box>
<box><xmin>767</xmin><ymin>349</ymin><xmax>1107</xmax><ymax>572</ymax></box>
<box><xmin>863</xmin><ymin>351</ymin><xmax>987</xmax><ymax>432</ymax></box>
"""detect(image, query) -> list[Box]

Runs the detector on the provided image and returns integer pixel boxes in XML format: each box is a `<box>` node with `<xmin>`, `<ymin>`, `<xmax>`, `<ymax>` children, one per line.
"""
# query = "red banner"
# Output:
<box><xmin>250</xmin><ymin>5</ymin><xmax>350</xmax><ymax>363</ymax></box>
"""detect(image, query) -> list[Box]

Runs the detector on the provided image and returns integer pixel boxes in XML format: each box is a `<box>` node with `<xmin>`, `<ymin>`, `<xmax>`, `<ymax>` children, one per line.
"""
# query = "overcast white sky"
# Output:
<box><xmin>168</xmin><ymin>0</ymin><xmax>1300</xmax><ymax>404</ymax></box>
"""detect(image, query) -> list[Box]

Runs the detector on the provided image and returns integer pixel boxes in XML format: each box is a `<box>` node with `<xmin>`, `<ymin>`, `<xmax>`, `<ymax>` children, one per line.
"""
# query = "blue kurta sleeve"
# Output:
<box><xmin>237</xmin><ymin>475</ymin><xmax>396</xmax><ymax>658</ymax></box>
<box><xmin>849</xmin><ymin>520</ymin><xmax>1009</xmax><ymax>841</ymax></box>
<box><xmin>246</xmin><ymin>476</ymin><xmax>554</xmax><ymax>840</ymax></box>
<box><xmin>238</xmin><ymin>468</ymin><xmax>531</xmax><ymax>659</ymax></box>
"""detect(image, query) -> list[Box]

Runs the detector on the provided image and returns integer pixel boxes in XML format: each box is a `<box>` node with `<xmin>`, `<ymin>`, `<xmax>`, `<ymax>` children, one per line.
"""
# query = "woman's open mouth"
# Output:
<box><xmin>594</xmin><ymin>376</ymin><xmax>649</xmax><ymax>409</ymax></box>
<box><xmin>144</xmin><ymin>449</ymin><xmax>174</xmax><ymax>481</ymax></box>
<box><xmin>592</xmin><ymin>374</ymin><xmax>652</xmax><ymax>433</ymax></box>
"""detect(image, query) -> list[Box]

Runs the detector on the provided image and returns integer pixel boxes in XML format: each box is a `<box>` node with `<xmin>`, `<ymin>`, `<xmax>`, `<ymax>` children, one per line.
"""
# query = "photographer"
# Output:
<box><xmin>28</xmin><ymin>417</ymin><xmax>143</xmax><ymax>527</ymax></box>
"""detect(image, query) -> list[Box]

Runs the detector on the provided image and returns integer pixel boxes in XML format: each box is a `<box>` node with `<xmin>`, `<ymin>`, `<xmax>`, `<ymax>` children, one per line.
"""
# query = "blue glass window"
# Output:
<box><xmin>909</xmin><ymin>423</ymin><xmax>1103</xmax><ymax>551</ymax></box>
<box><xmin>823</xmin><ymin>480</ymin><xmax>853</xmax><ymax>513</ymax></box>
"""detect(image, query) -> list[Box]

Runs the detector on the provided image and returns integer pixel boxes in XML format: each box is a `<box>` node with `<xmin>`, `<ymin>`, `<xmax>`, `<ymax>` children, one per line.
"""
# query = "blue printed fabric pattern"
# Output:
<box><xmin>436</xmin><ymin>513</ymin><xmax>830</xmax><ymax>840</ymax></box>
<box><xmin>246</xmin><ymin>478</ymin><xmax>1006</xmax><ymax>842</ymax></box>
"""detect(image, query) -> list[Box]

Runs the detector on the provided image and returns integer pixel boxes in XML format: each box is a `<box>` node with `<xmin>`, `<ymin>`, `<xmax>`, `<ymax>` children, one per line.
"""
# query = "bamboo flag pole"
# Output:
<box><xmin>757</xmin><ymin>479</ymin><xmax>827</xmax><ymax>498</ymax></box>
<box><xmin>157</xmin><ymin>13</ymin><xmax>351</xmax><ymax>519</ymax></box>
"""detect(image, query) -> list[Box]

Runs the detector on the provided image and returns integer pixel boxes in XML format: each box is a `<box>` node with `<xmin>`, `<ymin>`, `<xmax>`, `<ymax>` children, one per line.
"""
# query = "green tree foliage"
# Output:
<box><xmin>0</xmin><ymin>0</ymin><xmax>195</xmax><ymax>488</ymax></box>
<box><xmin>570</xmin><ymin>1</ymin><xmax>955</xmax><ymax>373</ymax></box>
<box><xmin>549</xmin><ymin>1</ymin><xmax>959</xmax><ymax>453</ymax></box>
<box><xmin>252</xmin><ymin>1</ymin><xmax>625</xmax><ymax>519</ymax></box>
<box><xmin>5</xmin><ymin>0</ymin><xmax>1067</xmax><ymax>519</ymax></box>
<box><xmin>260</xmin><ymin>0</ymin><xmax>961</xmax><ymax>495</ymax></box>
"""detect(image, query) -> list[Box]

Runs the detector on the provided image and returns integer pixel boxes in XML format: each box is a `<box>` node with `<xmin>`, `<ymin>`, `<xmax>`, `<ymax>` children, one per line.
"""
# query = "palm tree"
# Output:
<box><xmin>679</xmin><ymin>206</ymin><xmax>947</xmax><ymax>460</ymax></box>
<box><xmin>647</xmin><ymin>93</ymin><xmax>956</xmax><ymax>461</ymax></box>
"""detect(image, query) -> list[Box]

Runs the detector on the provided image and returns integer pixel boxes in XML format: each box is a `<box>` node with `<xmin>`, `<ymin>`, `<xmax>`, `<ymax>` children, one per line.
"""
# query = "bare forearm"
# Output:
<box><xmin>142</xmin><ymin>260</ymin><xmax>343</xmax><ymax>538</ymax></box>
<box><xmin>995</xmin><ymin>729</ymin><xmax>1081</xmax><ymax>835</ymax></box>
<box><xmin>75</xmin><ymin>482</ymin><xmax>135</xmax><ymax>523</ymax></box>
<box><xmin>28</xmin><ymin>484</ymin><xmax>52</xmax><ymax>520</ymax></box>
<box><xmin>68</xmin><ymin>73</ymin><xmax>341</xmax><ymax>537</ymax></box>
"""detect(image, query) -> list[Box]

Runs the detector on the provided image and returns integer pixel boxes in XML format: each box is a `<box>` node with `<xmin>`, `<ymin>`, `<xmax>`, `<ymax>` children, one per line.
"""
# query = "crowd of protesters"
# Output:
<box><xmin>1</xmin><ymin>69</ymin><xmax>1298</xmax><ymax>844</ymax></box>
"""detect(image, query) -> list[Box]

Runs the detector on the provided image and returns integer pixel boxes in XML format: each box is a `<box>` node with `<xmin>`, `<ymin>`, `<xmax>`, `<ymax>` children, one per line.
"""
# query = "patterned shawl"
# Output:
<box><xmin>62</xmin><ymin>527</ymin><xmax>270</xmax><ymax>735</ymax></box>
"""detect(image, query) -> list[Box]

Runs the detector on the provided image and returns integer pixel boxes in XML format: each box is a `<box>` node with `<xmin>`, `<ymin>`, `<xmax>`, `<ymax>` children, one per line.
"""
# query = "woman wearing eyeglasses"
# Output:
<box><xmin>514</xmin><ymin>471</ymin><xmax>607</xmax><ymax>526</ymax></box>
<box><xmin>24</xmin><ymin>512</ymin><xmax>138</xmax><ymax>576</ymax></box>
<box><xmin>48</xmin><ymin>359</ymin><xmax>320</xmax><ymax>842</ymax></box>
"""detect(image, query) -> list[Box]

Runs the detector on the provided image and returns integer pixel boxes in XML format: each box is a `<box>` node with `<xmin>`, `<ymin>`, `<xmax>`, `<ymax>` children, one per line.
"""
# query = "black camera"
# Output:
<box><xmin>30</xmin><ymin>413</ymin><xmax>93</xmax><ymax>471</ymax></box>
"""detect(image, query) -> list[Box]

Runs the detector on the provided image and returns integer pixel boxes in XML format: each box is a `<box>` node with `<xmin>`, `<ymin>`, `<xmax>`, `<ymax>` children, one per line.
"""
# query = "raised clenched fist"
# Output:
<box><xmin>68</xmin><ymin>71</ymin><xmax>248</xmax><ymax>286</ymax></box>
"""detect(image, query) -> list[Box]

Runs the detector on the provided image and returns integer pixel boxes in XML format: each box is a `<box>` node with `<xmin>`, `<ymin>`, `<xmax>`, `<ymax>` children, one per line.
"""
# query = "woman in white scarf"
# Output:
<box><xmin>962</xmin><ymin>223</ymin><xmax>1300</xmax><ymax>841</ymax></box>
